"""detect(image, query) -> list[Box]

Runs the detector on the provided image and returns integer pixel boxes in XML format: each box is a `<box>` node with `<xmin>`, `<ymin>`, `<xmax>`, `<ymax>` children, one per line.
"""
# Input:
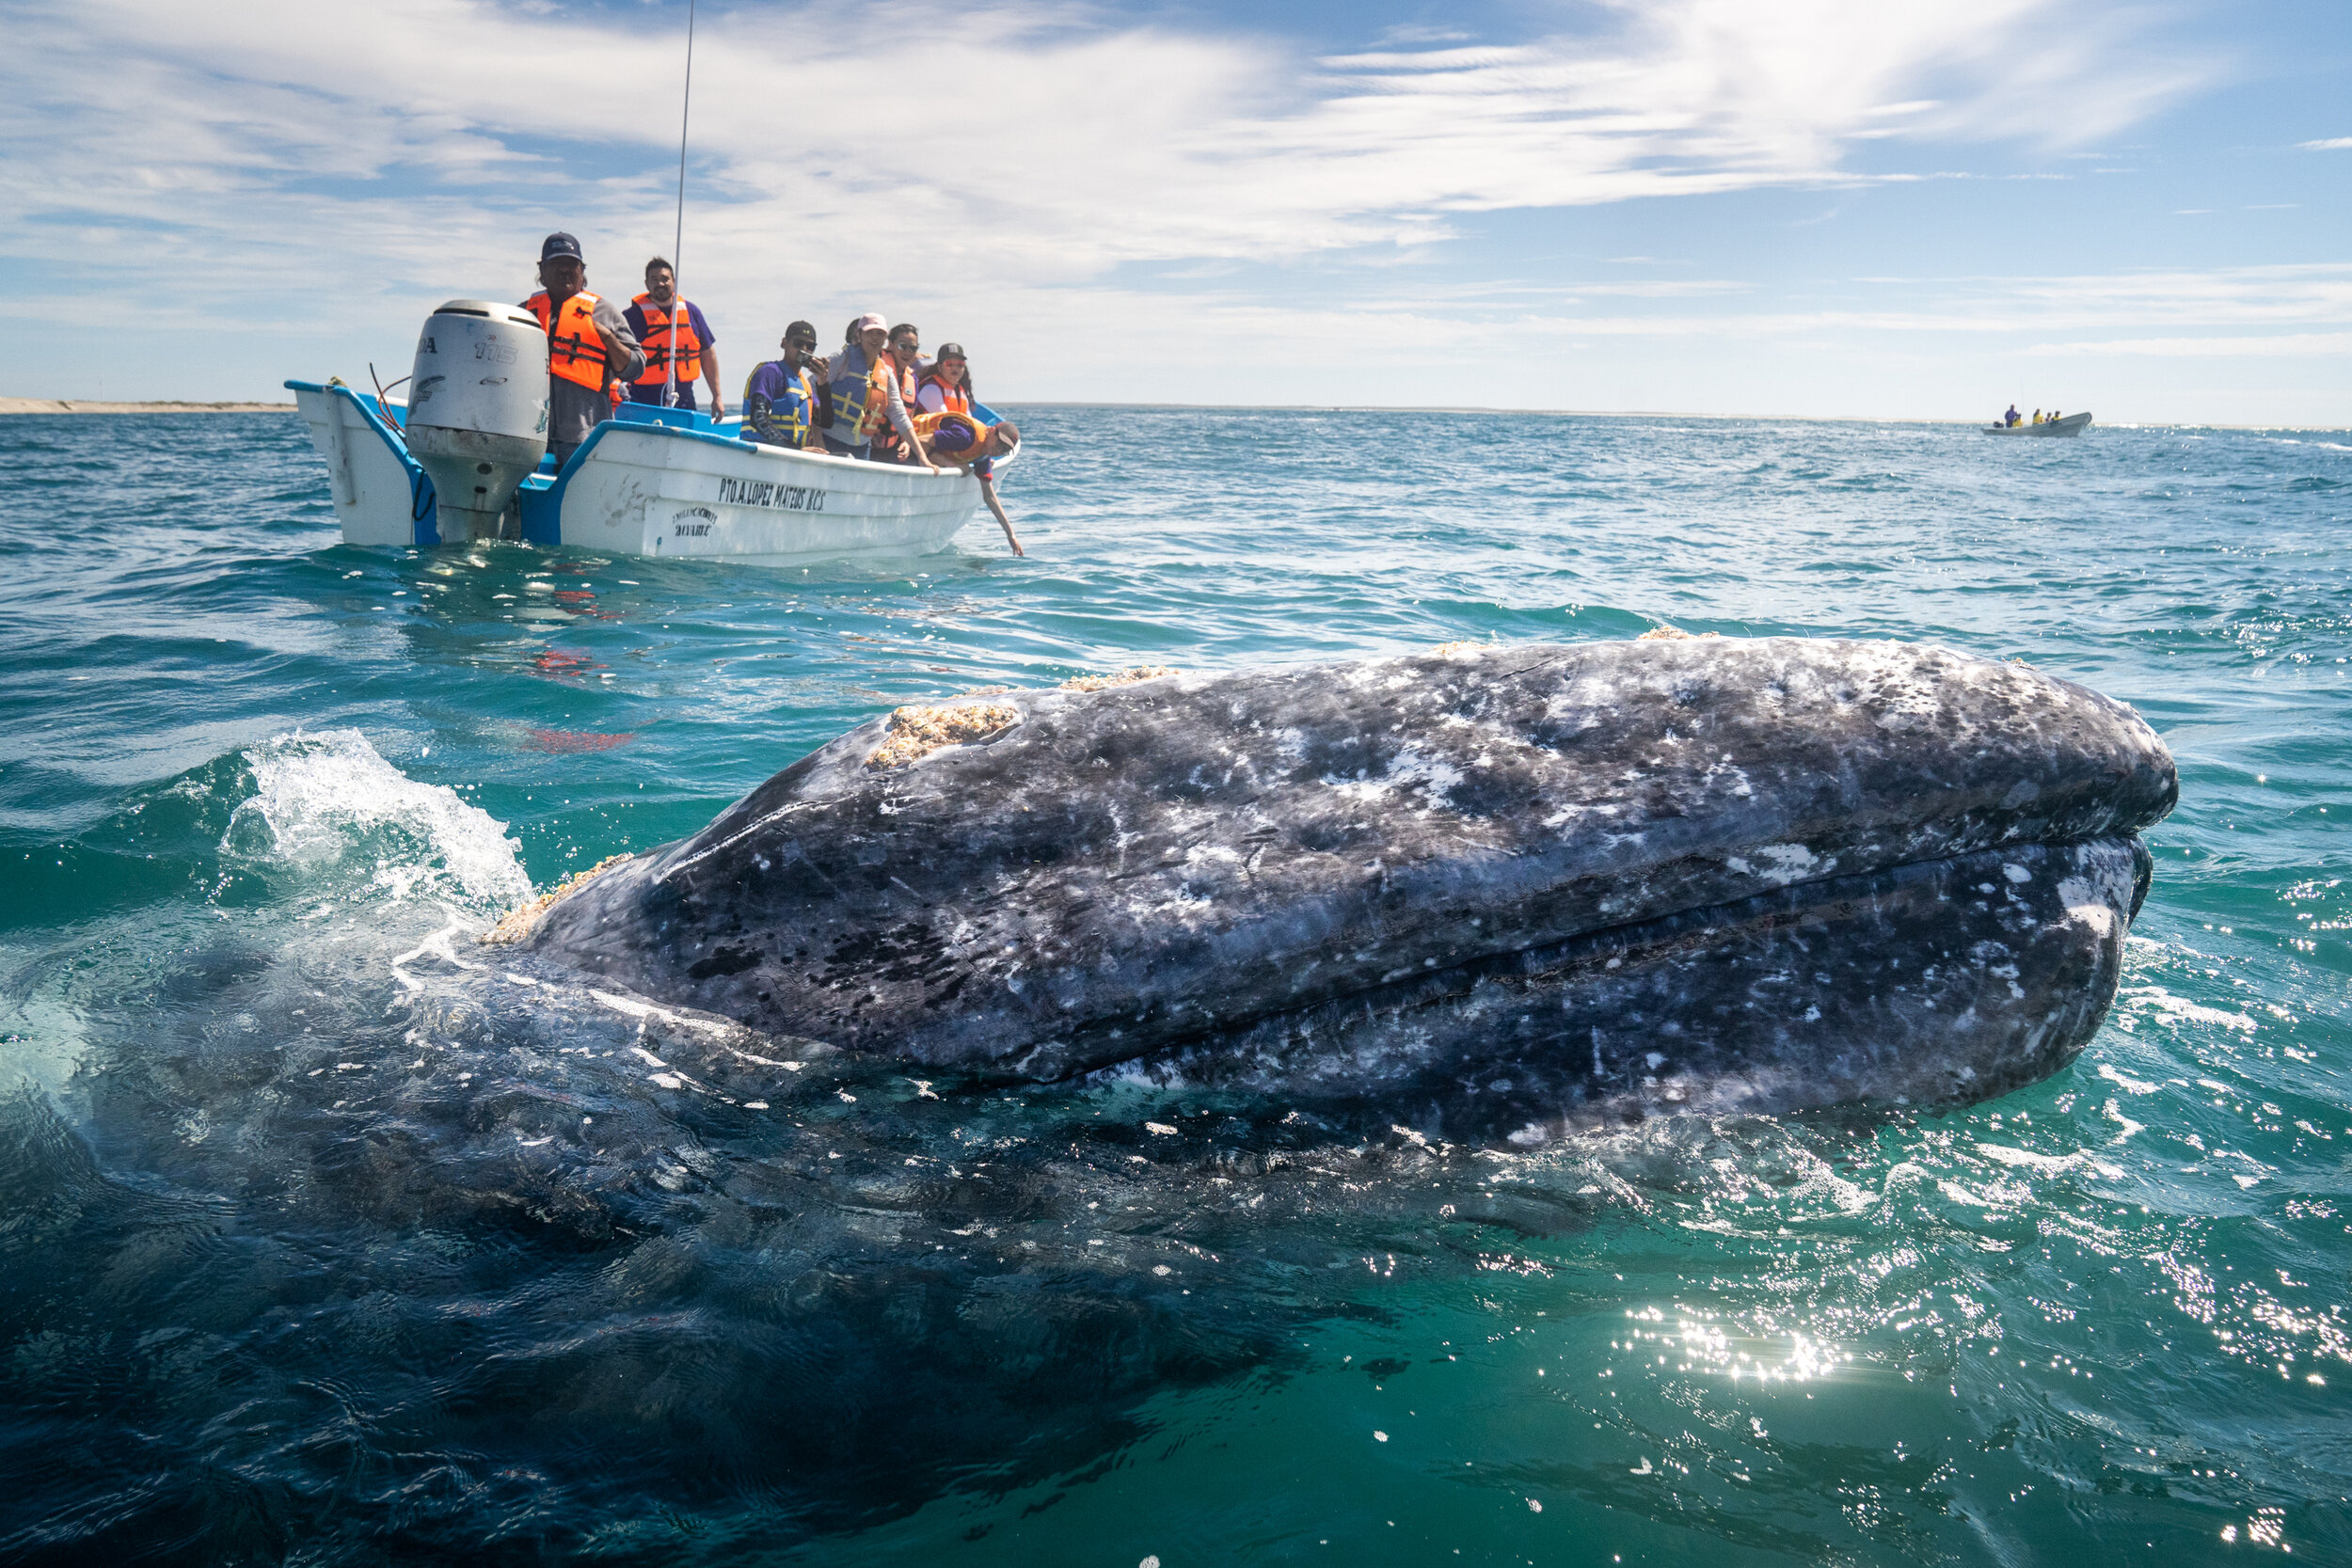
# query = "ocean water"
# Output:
<box><xmin>1</xmin><ymin>407</ymin><xmax>2347</xmax><ymax>1565</ymax></box>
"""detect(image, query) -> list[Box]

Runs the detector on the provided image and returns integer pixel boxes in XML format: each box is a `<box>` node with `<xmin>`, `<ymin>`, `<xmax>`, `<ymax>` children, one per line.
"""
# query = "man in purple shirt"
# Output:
<box><xmin>622</xmin><ymin>258</ymin><xmax>723</xmax><ymax>417</ymax></box>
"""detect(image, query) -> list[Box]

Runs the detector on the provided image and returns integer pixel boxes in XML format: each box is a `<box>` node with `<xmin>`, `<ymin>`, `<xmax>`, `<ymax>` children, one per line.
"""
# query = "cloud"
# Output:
<box><xmin>2024</xmin><ymin>332</ymin><xmax>2352</xmax><ymax>357</ymax></box>
<box><xmin>1376</xmin><ymin>24</ymin><xmax>1476</xmax><ymax>46</ymax></box>
<box><xmin>989</xmin><ymin>263</ymin><xmax>2352</xmax><ymax>378</ymax></box>
<box><xmin>12</xmin><ymin>0</ymin><xmax>2306</xmax><ymax>415</ymax></box>
<box><xmin>2296</xmin><ymin>137</ymin><xmax>2352</xmax><ymax>150</ymax></box>
<box><xmin>0</xmin><ymin>0</ymin><xmax>2216</xmax><ymax>327</ymax></box>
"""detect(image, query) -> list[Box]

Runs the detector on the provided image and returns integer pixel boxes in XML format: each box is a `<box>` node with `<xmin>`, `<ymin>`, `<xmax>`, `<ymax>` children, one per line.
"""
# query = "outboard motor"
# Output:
<box><xmin>405</xmin><ymin>301</ymin><xmax>549</xmax><ymax>543</ymax></box>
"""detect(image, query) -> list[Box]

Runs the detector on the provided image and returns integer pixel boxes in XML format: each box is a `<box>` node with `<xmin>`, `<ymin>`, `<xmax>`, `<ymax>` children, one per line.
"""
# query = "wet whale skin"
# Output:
<box><xmin>526</xmin><ymin>638</ymin><xmax>2175</xmax><ymax>1130</ymax></box>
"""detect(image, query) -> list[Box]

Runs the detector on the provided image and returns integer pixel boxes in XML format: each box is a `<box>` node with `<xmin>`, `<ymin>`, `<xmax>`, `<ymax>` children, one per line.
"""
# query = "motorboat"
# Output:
<box><xmin>287</xmin><ymin>301</ymin><xmax>1014</xmax><ymax>563</ymax></box>
<box><xmin>1981</xmin><ymin>412</ymin><xmax>2091</xmax><ymax>437</ymax></box>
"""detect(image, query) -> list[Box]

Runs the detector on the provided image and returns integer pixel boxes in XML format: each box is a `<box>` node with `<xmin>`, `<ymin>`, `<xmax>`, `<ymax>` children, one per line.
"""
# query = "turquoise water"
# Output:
<box><xmin>2</xmin><ymin>408</ymin><xmax>2347</xmax><ymax>1563</ymax></box>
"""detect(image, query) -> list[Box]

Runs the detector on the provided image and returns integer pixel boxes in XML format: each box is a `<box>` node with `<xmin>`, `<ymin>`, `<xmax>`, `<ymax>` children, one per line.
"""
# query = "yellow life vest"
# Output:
<box><xmin>826</xmin><ymin>350</ymin><xmax>898</xmax><ymax>444</ymax></box>
<box><xmin>913</xmin><ymin>409</ymin><xmax>993</xmax><ymax>462</ymax></box>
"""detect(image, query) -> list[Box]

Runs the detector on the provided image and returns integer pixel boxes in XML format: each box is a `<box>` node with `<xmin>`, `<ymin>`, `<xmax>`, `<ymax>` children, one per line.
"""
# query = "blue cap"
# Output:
<box><xmin>540</xmin><ymin>231</ymin><xmax>584</xmax><ymax>263</ymax></box>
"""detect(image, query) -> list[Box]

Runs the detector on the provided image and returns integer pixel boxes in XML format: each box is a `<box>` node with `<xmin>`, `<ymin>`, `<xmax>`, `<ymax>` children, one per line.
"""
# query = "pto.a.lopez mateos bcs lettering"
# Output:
<box><xmin>717</xmin><ymin>475</ymin><xmax>827</xmax><ymax>513</ymax></box>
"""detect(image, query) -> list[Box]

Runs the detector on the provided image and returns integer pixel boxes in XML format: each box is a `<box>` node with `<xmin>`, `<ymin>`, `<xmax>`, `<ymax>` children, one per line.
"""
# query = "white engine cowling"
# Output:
<box><xmin>405</xmin><ymin>300</ymin><xmax>549</xmax><ymax>543</ymax></box>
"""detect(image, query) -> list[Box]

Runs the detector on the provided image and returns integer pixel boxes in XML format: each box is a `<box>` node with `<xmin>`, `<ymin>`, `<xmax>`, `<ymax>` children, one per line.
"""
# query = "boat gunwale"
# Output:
<box><xmin>285</xmin><ymin>378</ymin><xmax>1018</xmax><ymax>484</ymax></box>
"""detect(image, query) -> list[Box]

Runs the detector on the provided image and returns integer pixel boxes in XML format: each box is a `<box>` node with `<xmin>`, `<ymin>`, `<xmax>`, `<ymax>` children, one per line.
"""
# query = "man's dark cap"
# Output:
<box><xmin>540</xmin><ymin>231</ymin><xmax>585</xmax><ymax>263</ymax></box>
<box><xmin>784</xmin><ymin>320</ymin><xmax>817</xmax><ymax>342</ymax></box>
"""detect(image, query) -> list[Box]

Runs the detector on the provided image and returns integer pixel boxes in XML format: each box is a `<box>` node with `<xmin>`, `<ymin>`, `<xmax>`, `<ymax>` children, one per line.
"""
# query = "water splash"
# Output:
<box><xmin>221</xmin><ymin>728</ymin><xmax>529</xmax><ymax>910</ymax></box>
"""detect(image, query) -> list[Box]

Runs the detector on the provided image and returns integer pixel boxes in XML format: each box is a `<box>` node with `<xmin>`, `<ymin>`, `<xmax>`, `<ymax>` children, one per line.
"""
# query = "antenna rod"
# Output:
<box><xmin>668</xmin><ymin>0</ymin><xmax>695</xmax><ymax>409</ymax></box>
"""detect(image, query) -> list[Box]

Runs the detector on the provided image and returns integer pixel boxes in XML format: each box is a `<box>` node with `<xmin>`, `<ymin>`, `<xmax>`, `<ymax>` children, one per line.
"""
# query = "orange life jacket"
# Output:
<box><xmin>629</xmin><ymin>294</ymin><xmax>704</xmax><ymax>387</ymax></box>
<box><xmin>871</xmin><ymin>354</ymin><xmax>923</xmax><ymax>453</ymax></box>
<box><xmin>918</xmin><ymin>372</ymin><xmax>972</xmax><ymax>416</ymax></box>
<box><xmin>914</xmin><ymin>409</ymin><xmax>993</xmax><ymax>463</ymax></box>
<box><xmin>524</xmin><ymin>290</ymin><xmax>611</xmax><ymax>392</ymax></box>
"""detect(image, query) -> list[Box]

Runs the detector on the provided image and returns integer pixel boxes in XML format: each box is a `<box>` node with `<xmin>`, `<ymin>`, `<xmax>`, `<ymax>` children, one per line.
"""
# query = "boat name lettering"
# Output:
<box><xmin>672</xmin><ymin>506</ymin><xmax>717</xmax><ymax>538</ymax></box>
<box><xmin>717</xmin><ymin>476</ymin><xmax>827</xmax><ymax>513</ymax></box>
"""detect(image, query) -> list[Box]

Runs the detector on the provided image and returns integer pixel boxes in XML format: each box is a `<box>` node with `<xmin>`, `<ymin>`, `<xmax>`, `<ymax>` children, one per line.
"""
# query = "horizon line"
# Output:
<box><xmin>3</xmin><ymin>397</ymin><xmax>2344</xmax><ymax>433</ymax></box>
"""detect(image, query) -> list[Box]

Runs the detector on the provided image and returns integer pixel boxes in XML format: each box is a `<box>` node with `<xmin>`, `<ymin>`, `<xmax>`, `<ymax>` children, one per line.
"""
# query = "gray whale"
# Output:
<box><xmin>519</xmin><ymin>637</ymin><xmax>2175</xmax><ymax>1139</ymax></box>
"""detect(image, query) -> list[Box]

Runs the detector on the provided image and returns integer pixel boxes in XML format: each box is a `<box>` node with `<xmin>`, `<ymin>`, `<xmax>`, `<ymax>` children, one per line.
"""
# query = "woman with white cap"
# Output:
<box><xmin>821</xmin><ymin>313</ymin><xmax>934</xmax><ymax>468</ymax></box>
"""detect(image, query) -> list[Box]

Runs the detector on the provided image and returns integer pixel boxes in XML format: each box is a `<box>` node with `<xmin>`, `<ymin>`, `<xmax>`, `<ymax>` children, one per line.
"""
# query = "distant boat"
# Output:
<box><xmin>286</xmin><ymin>378</ymin><xmax>1015</xmax><ymax>563</ymax></box>
<box><xmin>1981</xmin><ymin>412</ymin><xmax>2092</xmax><ymax>437</ymax></box>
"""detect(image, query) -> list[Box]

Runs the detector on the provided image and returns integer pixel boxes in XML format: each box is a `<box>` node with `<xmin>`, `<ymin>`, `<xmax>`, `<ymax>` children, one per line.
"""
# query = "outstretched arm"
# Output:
<box><xmin>978</xmin><ymin>475</ymin><xmax>1023</xmax><ymax>556</ymax></box>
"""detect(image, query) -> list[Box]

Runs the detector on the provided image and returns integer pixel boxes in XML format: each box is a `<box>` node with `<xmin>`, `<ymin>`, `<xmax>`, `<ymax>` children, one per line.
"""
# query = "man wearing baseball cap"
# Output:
<box><xmin>740</xmin><ymin>321</ymin><xmax>825</xmax><ymax>450</ymax></box>
<box><xmin>520</xmin><ymin>232</ymin><xmax>645</xmax><ymax>467</ymax></box>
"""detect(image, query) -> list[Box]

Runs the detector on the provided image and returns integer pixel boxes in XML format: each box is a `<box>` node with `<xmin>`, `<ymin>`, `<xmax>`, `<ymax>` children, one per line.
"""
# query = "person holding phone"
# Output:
<box><xmin>741</xmin><ymin>321</ymin><xmax>825</xmax><ymax>450</ymax></box>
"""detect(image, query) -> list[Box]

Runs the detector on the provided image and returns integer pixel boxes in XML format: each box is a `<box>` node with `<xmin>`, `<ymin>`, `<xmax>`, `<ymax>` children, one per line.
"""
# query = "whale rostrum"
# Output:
<box><xmin>517</xmin><ymin>637</ymin><xmax>2176</xmax><ymax>1139</ymax></box>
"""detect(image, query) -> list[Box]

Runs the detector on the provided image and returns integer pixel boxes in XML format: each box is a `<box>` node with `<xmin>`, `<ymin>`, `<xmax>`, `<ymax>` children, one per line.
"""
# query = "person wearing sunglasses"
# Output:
<box><xmin>870</xmin><ymin>324</ymin><xmax>927</xmax><ymax>463</ymax></box>
<box><xmin>740</xmin><ymin>321</ymin><xmax>826</xmax><ymax>450</ymax></box>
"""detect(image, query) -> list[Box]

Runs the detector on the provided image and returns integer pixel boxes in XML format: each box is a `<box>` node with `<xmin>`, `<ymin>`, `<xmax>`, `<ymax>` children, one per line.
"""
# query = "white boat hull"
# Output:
<box><xmin>555</xmin><ymin>423</ymin><xmax>976</xmax><ymax>564</ymax></box>
<box><xmin>1981</xmin><ymin>412</ymin><xmax>2092</xmax><ymax>437</ymax></box>
<box><xmin>288</xmin><ymin>380</ymin><xmax>1005</xmax><ymax>563</ymax></box>
<box><xmin>294</xmin><ymin>380</ymin><xmax>435</xmax><ymax>547</ymax></box>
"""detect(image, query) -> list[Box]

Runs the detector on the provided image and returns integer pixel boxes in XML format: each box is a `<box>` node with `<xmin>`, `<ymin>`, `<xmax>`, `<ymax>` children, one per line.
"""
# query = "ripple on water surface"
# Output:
<box><xmin>0</xmin><ymin>409</ymin><xmax>2348</xmax><ymax>1563</ymax></box>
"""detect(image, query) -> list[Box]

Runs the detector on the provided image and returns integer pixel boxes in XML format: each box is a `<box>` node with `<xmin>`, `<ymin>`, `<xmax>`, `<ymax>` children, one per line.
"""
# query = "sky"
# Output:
<box><xmin>4</xmin><ymin>0</ymin><xmax>2347</xmax><ymax>422</ymax></box>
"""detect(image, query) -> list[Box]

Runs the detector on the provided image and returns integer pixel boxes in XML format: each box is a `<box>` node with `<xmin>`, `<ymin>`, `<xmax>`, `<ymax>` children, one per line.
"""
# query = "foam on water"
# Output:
<box><xmin>224</xmin><ymin>727</ymin><xmax>530</xmax><ymax>910</ymax></box>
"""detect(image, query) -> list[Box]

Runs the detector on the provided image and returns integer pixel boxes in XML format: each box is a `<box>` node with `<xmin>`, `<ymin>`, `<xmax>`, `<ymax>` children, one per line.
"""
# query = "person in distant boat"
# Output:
<box><xmin>2004</xmin><ymin>404</ymin><xmax>2021</xmax><ymax>427</ymax></box>
<box><xmin>822</xmin><ymin>313</ymin><xmax>934</xmax><ymax>468</ymax></box>
<box><xmin>624</xmin><ymin>258</ymin><xmax>723</xmax><ymax>418</ymax></box>
<box><xmin>916</xmin><ymin>343</ymin><xmax>1022</xmax><ymax>555</ymax></box>
<box><xmin>2049</xmin><ymin>410</ymin><xmax>2061</xmax><ymax>423</ymax></box>
<box><xmin>741</xmin><ymin>321</ymin><xmax>824</xmax><ymax>450</ymax></box>
<box><xmin>2030</xmin><ymin>408</ymin><xmax>2043</xmax><ymax>425</ymax></box>
<box><xmin>521</xmin><ymin>232</ymin><xmax>644</xmax><ymax>468</ymax></box>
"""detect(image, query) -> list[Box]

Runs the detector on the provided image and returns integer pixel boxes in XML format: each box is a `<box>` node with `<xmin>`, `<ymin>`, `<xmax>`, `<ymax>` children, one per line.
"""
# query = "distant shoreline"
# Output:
<box><xmin>0</xmin><ymin>399</ymin><xmax>295</xmax><ymax>414</ymax></box>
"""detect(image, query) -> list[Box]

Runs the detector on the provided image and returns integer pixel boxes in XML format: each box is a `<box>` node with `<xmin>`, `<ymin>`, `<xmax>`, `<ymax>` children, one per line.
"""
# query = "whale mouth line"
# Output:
<box><xmin>1034</xmin><ymin>831</ymin><xmax>2153</xmax><ymax>1088</ymax></box>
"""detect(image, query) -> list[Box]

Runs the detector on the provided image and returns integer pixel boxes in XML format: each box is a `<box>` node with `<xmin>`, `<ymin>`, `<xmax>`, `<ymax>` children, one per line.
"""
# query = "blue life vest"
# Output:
<box><xmin>744</xmin><ymin>360</ymin><xmax>815</xmax><ymax>448</ymax></box>
<box><xmin>825</xmin><ymin>344</ymin><xmax>897</xmax><ymax>445</ymax></box>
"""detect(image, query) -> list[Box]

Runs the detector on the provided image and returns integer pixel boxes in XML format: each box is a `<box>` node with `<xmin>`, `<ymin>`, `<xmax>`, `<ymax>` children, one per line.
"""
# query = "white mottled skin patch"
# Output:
<box><xmin>1751</xmin><ymin>844</ymin><xmax>1826</xmax><ymax>885</ymax></box>
<box><xmin>1323</xmin><ymin>744</ymin><xmax>1465</xmax><ymax>808</ymax></box>
<box><xmin>2058</xmin><ymin>877</ymin><xmax>2117</xmax><ymax>938</ymax></box>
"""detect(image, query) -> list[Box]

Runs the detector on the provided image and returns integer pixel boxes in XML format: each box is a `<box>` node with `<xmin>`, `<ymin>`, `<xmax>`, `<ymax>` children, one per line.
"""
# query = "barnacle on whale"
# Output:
<box><xmin>865</xmin><ymin>702</ymin><xmax>1024</xmax><ymax>769</ymax></box>
<box><xmin>482</xmin><ymin>852</ymin><xmax>636</xmax><ymax>945</ymax></box>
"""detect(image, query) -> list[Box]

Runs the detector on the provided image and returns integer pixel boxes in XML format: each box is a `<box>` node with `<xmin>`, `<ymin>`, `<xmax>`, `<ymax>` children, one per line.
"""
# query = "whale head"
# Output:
<box><xmin>519</xmin><ymin>638</ymin><xmax>2175</xmax><ymax>1141</ymax></box>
